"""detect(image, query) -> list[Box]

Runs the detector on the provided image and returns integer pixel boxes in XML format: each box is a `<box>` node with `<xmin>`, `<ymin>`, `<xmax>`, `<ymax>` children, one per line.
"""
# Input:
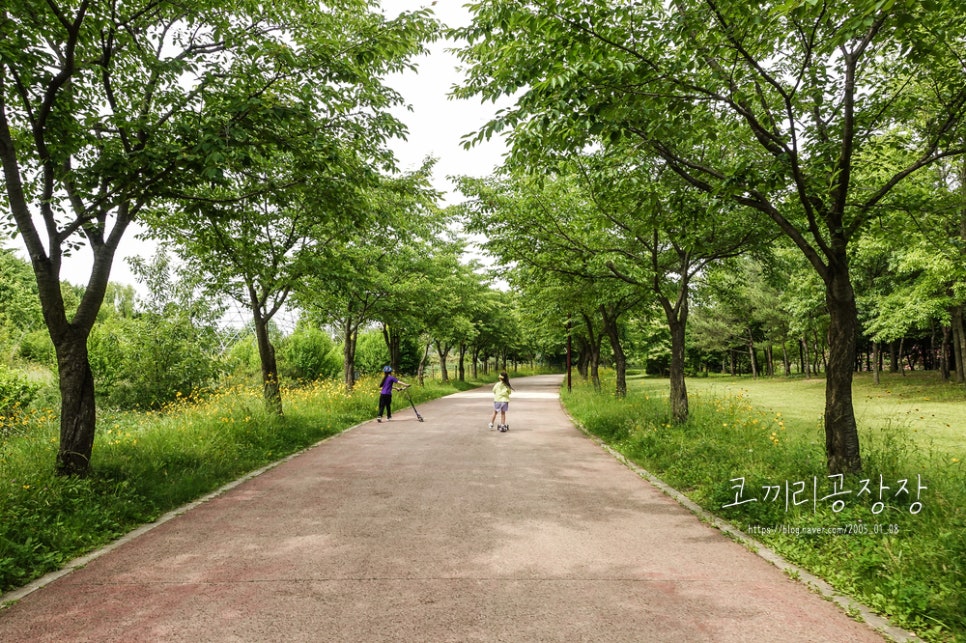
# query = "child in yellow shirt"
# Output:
<box><xmin>489</xmin><ymin>372</ymin><xmax>513</xmax><ymax>432</ymax></box>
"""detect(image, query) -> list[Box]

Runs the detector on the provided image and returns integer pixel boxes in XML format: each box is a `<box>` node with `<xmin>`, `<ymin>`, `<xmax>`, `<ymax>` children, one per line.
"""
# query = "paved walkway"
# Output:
<box><xmin>1</xmin><ymin>375</ymin><xmax>896</xmax><ymax>642</ymax></box>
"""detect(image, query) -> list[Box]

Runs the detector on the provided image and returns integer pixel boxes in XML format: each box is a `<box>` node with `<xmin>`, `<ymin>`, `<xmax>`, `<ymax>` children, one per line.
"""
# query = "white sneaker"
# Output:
<box><xmin>488</xmin><ymin>422</ymin><xmax>494</xmax><ymax>429</ymax></box>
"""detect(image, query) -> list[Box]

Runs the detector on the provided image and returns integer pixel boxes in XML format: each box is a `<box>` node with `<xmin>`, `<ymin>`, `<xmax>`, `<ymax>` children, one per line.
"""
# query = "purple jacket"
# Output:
<box><xmin>380</xmin><ymin>375</ymin><xmax>399</xmax><ymax>395</ymax></box>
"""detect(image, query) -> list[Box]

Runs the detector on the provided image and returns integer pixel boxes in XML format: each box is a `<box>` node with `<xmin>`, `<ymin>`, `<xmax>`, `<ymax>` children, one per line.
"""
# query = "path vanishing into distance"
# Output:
<box><xmin>0</xmin><ymin>375</ymin><xmax>909</xmax><ymax>642</ymax></box>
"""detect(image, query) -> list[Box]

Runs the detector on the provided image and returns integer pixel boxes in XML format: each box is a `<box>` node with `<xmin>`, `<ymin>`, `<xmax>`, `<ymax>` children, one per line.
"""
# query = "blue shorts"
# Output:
<box><xmin>493</xmin><ymin>401</ymin><xmax>509</xmax><ymax>412</ymax></box>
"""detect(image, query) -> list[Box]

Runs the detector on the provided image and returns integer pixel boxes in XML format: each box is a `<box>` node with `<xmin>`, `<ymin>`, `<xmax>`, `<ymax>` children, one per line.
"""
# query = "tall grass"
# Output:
<box><xmin>562</xmin><ymin>373</ymin><xmax>966</xmax><ymax>643</ymax></box>
<box><xmin>0</xmin><ymin>375</ymin><xmax>488</xmax><ymax>597</ymax></box>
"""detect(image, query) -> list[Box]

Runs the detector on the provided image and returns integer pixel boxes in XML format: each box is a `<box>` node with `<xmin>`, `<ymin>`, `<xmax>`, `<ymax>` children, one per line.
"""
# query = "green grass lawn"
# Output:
<box><xmin>642</xmin><ymin>370</ymin><xmax>965</xmax><ymax>456</ymax></box>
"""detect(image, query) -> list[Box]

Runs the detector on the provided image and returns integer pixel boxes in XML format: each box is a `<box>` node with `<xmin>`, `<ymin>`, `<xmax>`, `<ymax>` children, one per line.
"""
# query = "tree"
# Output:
<box><xmin>513</xmin><ymin>267</ymin><xmax>601</xmax><ymax>387</ymax></box>
<box><xmin>460</xmin><ymin>167</ymin><xmax>647</xmax><ymax>397</ymax></box>
<box><xmin>292</xmin><ymin>162</ymin><xmax>441</xmax><ymax>390</ymax></box>
<box><xmin>422</xmin><ymin>245</ymin><xmax>486</xmax><ymax>384</ymax></box>
<box><xmin>691</xmin><ymin>256</ymin><xmax>793</xmax><ymax>377</ymax></box>
<box><xmin>578</xmin><ymin>153</ymin><xmax>759</xmax><ymax>416</ymax></box>
<box><xmin>460</xmin><ymin>150</ymin><xmax>758</xmax><ymax>418</ymax></box>
<box><xmin>465</xmin><ymin>286</ymin><xmax>519</xmax><ymax>379</ymax></box>
<box><xmin>144</xmin><ymin>6</ymin><xmax>438</xmax><ymax>414</ymax></box>
<box><xmin>154</xmin><ymin>143</ymin><xmax>369</xmax><ymax>415</ymax></box>
<box><xmin>1</xmin><ymin>0</ymin><xmax>436</xmax><ymax>474</ymax></box>
<box><xmin>454</xmin><ymin>280</ymin><xmax>508</xmax><ymax>383</ymax></box>
<box><xmin>455</xmin><ymin>1</ymin><xmax>966</xmax><ymax>473</ymax></box>
<box><xmin>0</xmin><ymin>0</ymin><xmax>257</xmax><ymax>473</ymax></box>
<box><xmin>857</xmin><ymin>156</ymin><xmax>966</xmax><ymax>383</ymax></box>
<box><xmin>689</xmin><ymin>264</ymin><xmax>752</xmax><ymax>376</ymax></box>
<box><xmin>371</xmin><ymin>236</ymin><xmax>467</xmax><ymax>377</ymax></box>
<box><xmin>296</xmin><ymin>241</ymin><xmax>388</xmax><ymax>391</ymax></box>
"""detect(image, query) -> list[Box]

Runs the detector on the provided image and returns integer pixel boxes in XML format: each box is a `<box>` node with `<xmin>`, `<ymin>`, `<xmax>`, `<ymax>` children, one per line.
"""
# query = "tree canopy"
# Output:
<box><xmin>1</xmin><ymin>0</ymin><xmax>439</xmax><ymax>474</ymax></box>
<box><xmin>453</xmin><ymin>0</ymin><xmax>966</xmax><ymax>474</ymax></box>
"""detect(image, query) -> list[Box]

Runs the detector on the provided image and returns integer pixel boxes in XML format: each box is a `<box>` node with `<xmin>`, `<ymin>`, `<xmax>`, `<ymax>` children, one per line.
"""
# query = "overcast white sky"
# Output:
<box><xmin>10</xmin><ymin>1</ymin><xmax>508</xmax><ymax>291</ymax></box>
<box><xmin>382</xmin><ymin>1</ymin><xmax>509</xmax><ymax>202</ymax></box>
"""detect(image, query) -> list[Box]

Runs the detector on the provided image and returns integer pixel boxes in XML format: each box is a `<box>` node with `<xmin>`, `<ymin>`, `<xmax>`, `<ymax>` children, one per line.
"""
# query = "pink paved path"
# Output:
<box><xmin>0</xmin><ymin>375</ymin><xmax>897</xmax><ymax>642</ymax></box>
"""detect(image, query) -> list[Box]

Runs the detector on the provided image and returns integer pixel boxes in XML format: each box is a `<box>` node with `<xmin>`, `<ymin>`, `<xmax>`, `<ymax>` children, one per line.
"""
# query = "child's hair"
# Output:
<box><xmin>499</xmin><ymin>372</ymin><xmax>513</xmax><ymax>390</ymax></box>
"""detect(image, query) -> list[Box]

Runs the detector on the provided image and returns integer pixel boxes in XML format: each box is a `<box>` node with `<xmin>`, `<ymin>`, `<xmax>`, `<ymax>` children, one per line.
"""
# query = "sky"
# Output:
<box><xmin>382</xmin><ymin>1</ymin><xmax>510</xmax><ymax>203</ymax></box>
<box><xmin>7</xmin><ymin>1</ymin><xmax>509</xmax><ymax>292</ymax></box>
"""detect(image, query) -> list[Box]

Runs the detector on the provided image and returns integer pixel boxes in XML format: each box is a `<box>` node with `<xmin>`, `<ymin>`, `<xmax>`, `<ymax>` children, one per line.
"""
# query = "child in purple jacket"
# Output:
<box><xmin>376</xmin><ymin>366</ymin><xmax>408</xmax><ymax>422</ymax></box>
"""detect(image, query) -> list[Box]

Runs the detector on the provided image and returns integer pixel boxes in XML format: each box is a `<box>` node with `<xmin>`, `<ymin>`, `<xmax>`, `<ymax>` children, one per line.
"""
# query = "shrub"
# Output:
<box><xmin>89</xmin><ymin>315</ymin><xmax>224</xmax><ymax>410</ymax></box>
<box><xmin>0</xmin><ymin>367</ymin><xmax>39</xmax><ymax>421</ymax></box>
<box><xmin>15</xmin><ymin>329</ymin><xmax>56</xmax><ymax>366</ymax></box>
<box><xmin>277</xmin><ymin>324</ymin><xmax>341</xmax><ymax>382</ymax></box>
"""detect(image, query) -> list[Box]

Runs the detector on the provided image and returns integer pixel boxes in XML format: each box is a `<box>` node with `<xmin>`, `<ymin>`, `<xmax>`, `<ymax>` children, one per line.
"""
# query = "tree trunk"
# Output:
<box><xmin>253</xmin><ymin>310</ymin><xmax>282</xmax><ymax>415</ymax></box>
<box><xmin>471</xmin><ymin>346</ymin><xmax>482</xmax><ymax>378</ymax></box>
<box><xmin>801</xmin><ymin>338</ymin><xmax>811</xmax><ymax>378</ymax></box>
<box><xmin>458</xmin><ymin>342</ymin><xmax>467</xmax><ymax>382</ymax></box>
<box><xmin>55</xmin><ymin>329</ymin><xmax>98</xmax><ymax>476</ymax></box>
<box><xmin>823</xmin><ymin>268</ymin><xmax>861</xmax><ymax>475</ymax></box>
<box><xmin>652</xmin><ymin>283</ymin><xmax>690</xmax><ymax>423</ymax></box>
<box><xmin>815</xmin><ymin>329</ymin><xmax>828</xmax><ymax>373</ymax></box>
<box><xmin>575</xmin><ymin>336</ymin><xmax>590</xmax><ymax>379</ymax></box>
<box><xmin>747</xmin><ymin>331</ymin><xmax>758</xmax><ymax>379</ymax></box>
<box><xmin>580</xmin><ymin>313</ymin><xmax>603</xmax><ymax>391</ymax></box>
<box><xmin>382</xmin><ymin>323</ymin><xmax>402</xmax><ymax>372</ymax></box>
<box><xmin>952</xmin><ymin>305</ymin><xmax>965</xmax><ymax>384</ymax></box>
<box><xmin>435</xmin><ymin>342</ymin><xmax>450</xmax><ymax>383</ymax></box>
<box><xmin>590</xmin><ymin>350</ymin><xmax>601</xmax><ymax>392</ymax></box>
<box><xmin>436</xmin><ymin>341</ymin><xmax>450</xmax><ymax>384</ymax></box>
<box><xmin>27</xmin><ymin>216</ymin><xmax>120</xmax><ymax>477</ymax></box>
<box><xmin>417</xmin><ymin>338</ymin><xmax>433</xmax><ymax>386</ymax></box>
<box><xmin>667</xmin><ymin>314</ymin><xmax>689</xmax><ymax>423</ymax></box>
<box><xmin>342</xmin><ymin>320</ymin><xmax>357</xmax><ymax>391</ymax></box>
<box><xmin>872</xmin><ymin>341</ymin><xmax>881</xmax><ymax>386</ymax></box>
<box><xmin>940</xmin><ymin>325</ymin><xmax>951</xmax><ymax>382</ymax></box>
<box><xmin>781</xmin><ymin>342</ymin><xmax>791</xmax><ymax>376</ymax></box>
<box><xmin>4</xmin><ymin>143</ymin><xmax>123</xmax><ymax>474</ymax></box>
<box><xmin>600</xmin><ymin>306</ymin><xmax>627</xmax><ymax>398</ymax></box>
